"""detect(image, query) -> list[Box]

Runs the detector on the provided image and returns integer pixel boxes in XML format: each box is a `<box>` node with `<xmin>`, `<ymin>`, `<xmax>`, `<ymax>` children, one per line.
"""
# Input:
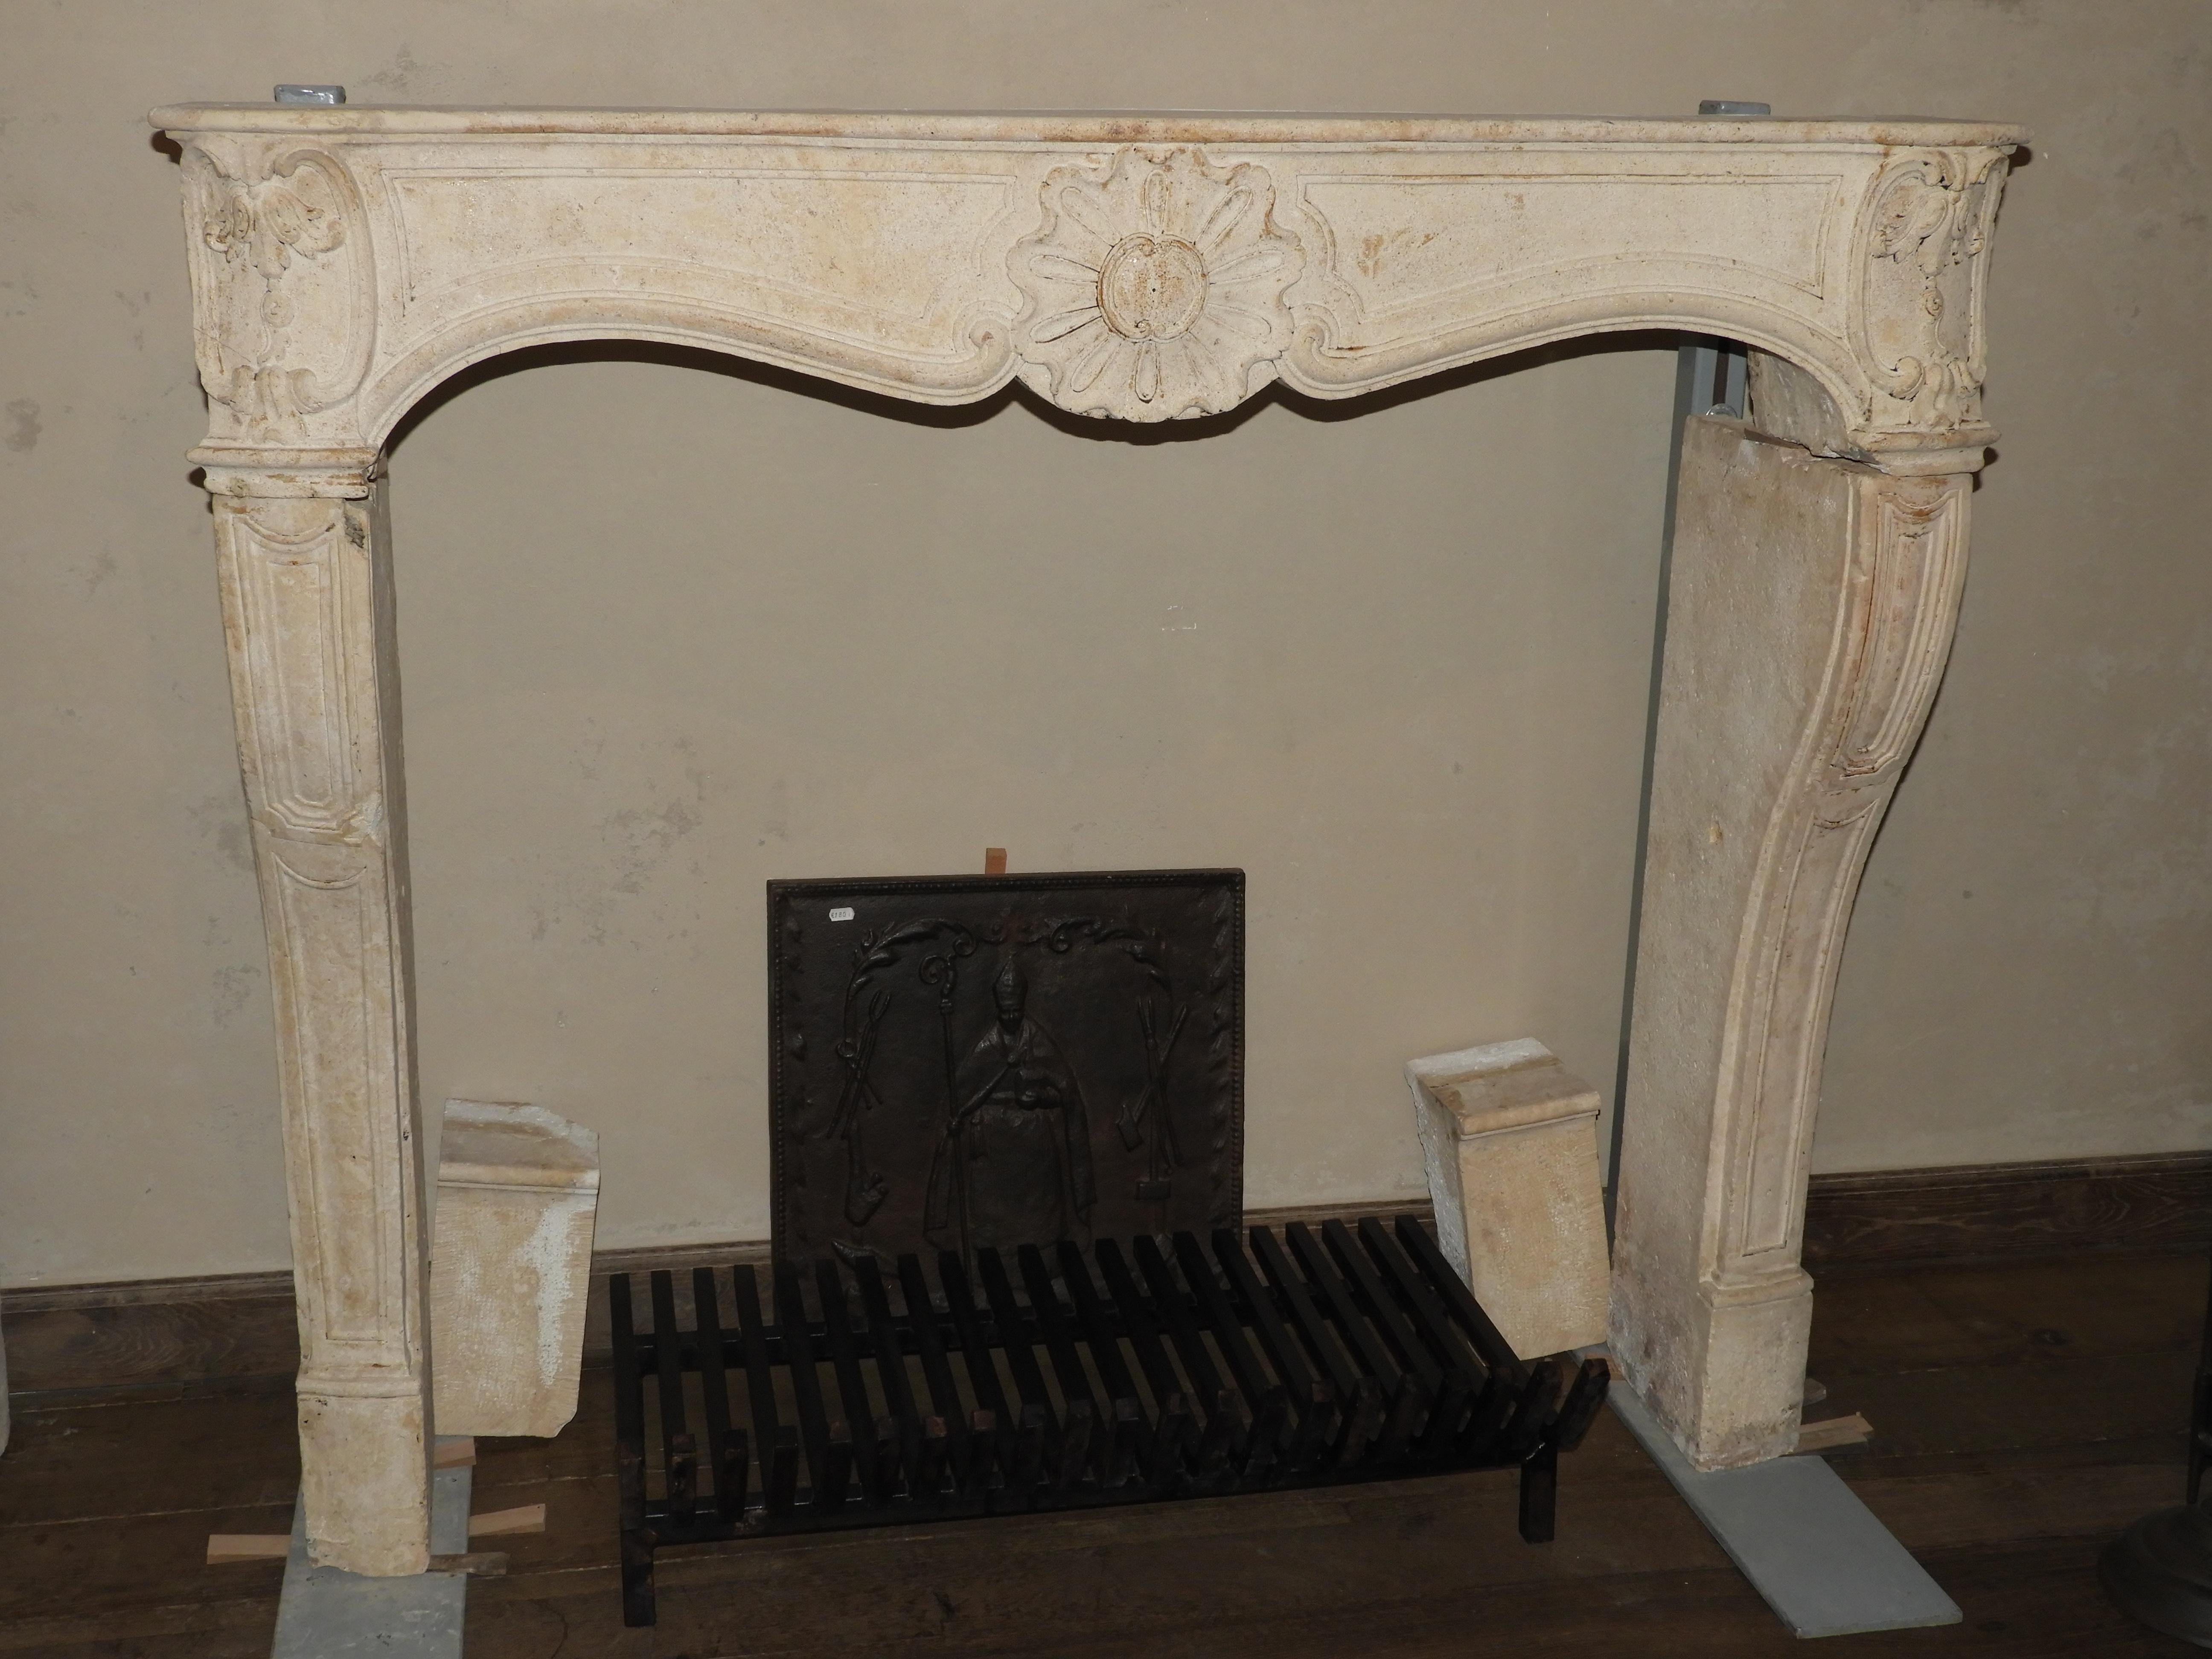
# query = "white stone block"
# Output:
<box><xmin>1408</xmin><ymin>1039</ymin><xmax>1610</xmax><ymax>1360</ymax></box>
<box><xmin>430</xmin><ymin>1100</ymin><xmax>600</xmax><ymax>1439</ymax></box>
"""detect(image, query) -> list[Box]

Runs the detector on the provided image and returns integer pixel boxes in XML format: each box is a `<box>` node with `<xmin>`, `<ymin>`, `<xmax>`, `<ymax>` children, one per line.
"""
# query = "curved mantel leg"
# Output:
<box><xmin>1610</xmin><ymin>415</ymin><xmax>1972</xmax><ymax>1468</ymax></box>
<box><xmin>208</xmin><ymin>466</ymin><xmax>432</xmax><ymax>1574</ymax></box>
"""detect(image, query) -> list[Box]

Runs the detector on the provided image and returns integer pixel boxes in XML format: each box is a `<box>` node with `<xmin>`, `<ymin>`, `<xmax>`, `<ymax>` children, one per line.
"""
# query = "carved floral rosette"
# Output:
<box><xmin>1010</xmin><ymin>148</ymin><xmax>1303</xmax><ymax>422</ymax></box>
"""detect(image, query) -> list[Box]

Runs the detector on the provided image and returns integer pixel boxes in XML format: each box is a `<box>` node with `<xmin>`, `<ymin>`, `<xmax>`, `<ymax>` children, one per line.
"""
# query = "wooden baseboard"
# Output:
<box><xmin>0</xmin><ymin>1197</ymin><xmax>1433</xmax><ymax>1397</ymax></box>
<box><xmin>10</xmin><ymin>1159</ymin><xmax>2206</xmax><ymax>1397</ymax></box>
<box><xmin>1802</xmin><ymin>1150</ymin><xmax>2212</xmax><ymax>1271</ymax></box>
<box><xmin>1</xmin><ymin>1284</ymin><xmax>298</xmax><ymax>1400</ymax></box>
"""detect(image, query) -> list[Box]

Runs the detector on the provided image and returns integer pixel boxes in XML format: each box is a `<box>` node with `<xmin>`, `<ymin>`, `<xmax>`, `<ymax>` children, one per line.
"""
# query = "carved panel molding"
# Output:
<box><xmin>1716</xmin><ymin>471</ymin><xmax>1970</xmax><ymax>1279</ymax></box>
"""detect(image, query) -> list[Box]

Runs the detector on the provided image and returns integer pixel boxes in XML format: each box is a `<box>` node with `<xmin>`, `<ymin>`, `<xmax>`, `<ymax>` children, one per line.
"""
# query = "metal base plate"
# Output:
<box><xmin>271</xmin><ymin>1459</ymin><xmax>471</xmax><ymax>1657</ymax></box>
<box><xmin>1607</xmin><ymin>1374</ymin><xmax>1961</xmax><ymax>1638</ymax></box>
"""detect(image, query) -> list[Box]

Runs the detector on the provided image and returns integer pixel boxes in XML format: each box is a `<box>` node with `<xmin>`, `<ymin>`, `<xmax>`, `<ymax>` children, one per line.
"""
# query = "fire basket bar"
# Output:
<box><xmin>606</xmin><ymin>1214</ymin><xmax>1610</xmax><ymax>1626</ymax></box>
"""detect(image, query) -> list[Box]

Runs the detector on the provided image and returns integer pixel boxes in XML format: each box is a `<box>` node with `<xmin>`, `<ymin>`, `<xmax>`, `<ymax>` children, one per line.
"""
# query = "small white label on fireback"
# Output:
<box><xmin>829</xmin><ymin>906</ymin><xmax>855</xmax><ymax>922</ymax></box>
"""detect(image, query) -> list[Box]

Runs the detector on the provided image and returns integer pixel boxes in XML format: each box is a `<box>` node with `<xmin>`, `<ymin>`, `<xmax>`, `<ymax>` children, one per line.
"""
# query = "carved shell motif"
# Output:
<box><xmin>183</xmin><ymin>146</ymin><xmax>373</xmax><ymax>440</ymax></box>
<box><xmin>1010</xmin><ymin>148</ymin><xmax>1302</xmax><ymax>422</ymax></box>
<box><xmin>1857</xmin><ymin>152</ymin><xmax>2004</xmax><ymax>434</ymax></box>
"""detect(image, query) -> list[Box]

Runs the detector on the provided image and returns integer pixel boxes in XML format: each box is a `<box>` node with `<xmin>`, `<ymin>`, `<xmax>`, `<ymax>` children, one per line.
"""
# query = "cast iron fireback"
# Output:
<box><xmin>768</xmin><ymin>869</ymin><xmax>1243</xmax><ymax>1266</ymax></box>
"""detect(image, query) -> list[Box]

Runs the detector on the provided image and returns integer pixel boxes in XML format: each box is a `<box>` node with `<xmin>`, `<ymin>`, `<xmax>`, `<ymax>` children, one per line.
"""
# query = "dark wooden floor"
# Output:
<box><xmin>3</xmin><ymin>1249</ymin><xmax>2206</xmax><ymax>1657</ymax></box>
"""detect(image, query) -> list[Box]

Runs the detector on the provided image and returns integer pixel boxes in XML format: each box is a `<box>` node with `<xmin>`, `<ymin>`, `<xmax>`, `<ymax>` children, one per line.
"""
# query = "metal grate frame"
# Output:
<box><xmin>608</xmin><ymin>1215</ymin><xmax>1609</xmax><ymax>1626</ymax></box>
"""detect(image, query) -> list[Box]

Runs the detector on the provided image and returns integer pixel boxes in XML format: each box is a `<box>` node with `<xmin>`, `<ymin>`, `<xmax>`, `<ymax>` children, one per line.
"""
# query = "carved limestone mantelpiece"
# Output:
<box><xmin>150</xmin><ymin>104</ymin><xmax>2023</xmax><ymax>1574</ymax></box>
<box><xmin>156</xmin><ymin>108</ymin><xmax>2023</xmax><ymax>475</ymax></box>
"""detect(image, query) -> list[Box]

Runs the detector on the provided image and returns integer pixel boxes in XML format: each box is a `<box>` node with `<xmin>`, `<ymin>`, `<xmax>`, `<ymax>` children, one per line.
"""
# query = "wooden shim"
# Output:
<box><xmin>1794</xmin><ymin>1414</ymin><xmax>1874</xmax><ymax>1454</ymax></box>
<box><xmin>468</xmin><ymin>1502</ymin><xmax>548</xmax><ymax>1537</ymax></box>
<box><xmin>207</xmin><ymin>1533</ymin><xmax>291</xmax><ymax>1564</ymax></box>
<box><xmin>433</xmin><ymin>1436</ymin><xmax>476</xmax><ymax>1468</ymax></box>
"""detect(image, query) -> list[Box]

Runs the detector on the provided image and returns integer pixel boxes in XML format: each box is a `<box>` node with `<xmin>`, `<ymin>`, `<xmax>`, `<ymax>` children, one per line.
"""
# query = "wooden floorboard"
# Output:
<box><xmin>2</xmin><ymin>1248</ymin><xmax>2205</xmax><ymax>1656</ymax></box>
<box><xmin>0</xmin><ymin>1380</ymin><xmax>298</xmax><ymax>1529</ymax></box>
<box><xmin>0</xmin><ymin>1378</ymin><xmax>296</xmax><ymax>1654</ymax></box>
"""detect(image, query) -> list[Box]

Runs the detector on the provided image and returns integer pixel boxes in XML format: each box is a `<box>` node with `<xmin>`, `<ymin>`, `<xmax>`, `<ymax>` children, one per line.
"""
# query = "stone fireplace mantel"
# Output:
<box><xmin>150</xmin><ymin>103</ymin><xmax>2023</xmax><ymax>1575</ymax></box>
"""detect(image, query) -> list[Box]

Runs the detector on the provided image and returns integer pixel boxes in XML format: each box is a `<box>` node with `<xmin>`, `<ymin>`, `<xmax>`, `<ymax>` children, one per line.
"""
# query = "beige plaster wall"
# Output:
<box><xmin>2</xmin><ymin>2</ymin><xmax>2206</xmax><ymax>1286</ymax></box>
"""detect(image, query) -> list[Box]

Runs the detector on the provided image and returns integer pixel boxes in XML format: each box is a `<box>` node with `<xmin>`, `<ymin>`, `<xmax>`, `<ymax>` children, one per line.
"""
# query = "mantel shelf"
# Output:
<box><xmin>151</xmin><ymin>105</ymin><xmax>2029</xmax><ymax>148</ymax></box>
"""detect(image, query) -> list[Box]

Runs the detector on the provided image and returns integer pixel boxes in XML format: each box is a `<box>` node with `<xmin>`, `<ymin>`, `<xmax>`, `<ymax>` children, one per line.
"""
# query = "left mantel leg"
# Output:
<box><xmin>209</xmin><ymin>469</ymin><xmax>431</xmax><ymax>1575</ymax></box>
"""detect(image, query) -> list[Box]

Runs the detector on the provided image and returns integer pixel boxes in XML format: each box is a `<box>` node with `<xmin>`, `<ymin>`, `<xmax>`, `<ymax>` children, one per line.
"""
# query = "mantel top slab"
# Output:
<box><xmin>151</xmin><ymin>104</ymin><xmax>2029</xmax><ymax>149</ymax></box>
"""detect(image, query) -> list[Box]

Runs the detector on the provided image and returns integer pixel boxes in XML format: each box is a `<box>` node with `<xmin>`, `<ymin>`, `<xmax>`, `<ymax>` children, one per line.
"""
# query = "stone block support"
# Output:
<box><xmin>1610</xmin><ymin>417</ymin><xmax>1972</xmax><ymax>1468</ymax></box>
<box><xmin>430</xmin><ymin>1099</ymin><xmax>601</xmax><ymax>1440</ymax></box>
<box><xmin>1408</xmin><ymin>1039</ymin><xmax>1611</xmax><ymax>1361</ymax></box>
<box><xmin>209</xmin><ymin>471</ymin><xmax>432</xmax><ymax>1575</ymax></box>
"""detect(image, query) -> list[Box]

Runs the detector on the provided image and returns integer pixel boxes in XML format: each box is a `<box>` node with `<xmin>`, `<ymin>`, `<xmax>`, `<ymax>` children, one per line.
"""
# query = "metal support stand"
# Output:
<box><xmin>2101</xmin><ymin>1503</ymin><xmax>2212</xmax><ymax>1647</ymax></box>
<box><xmin>1605</xmin><ymin>98</ymin><xmax>1766</xmax><ymax>1237</ymax></box>
<box><xmin>2099</xmin><ymin>1235</ymin><xmax>2212</xmax><ymax>1647</ymax></box>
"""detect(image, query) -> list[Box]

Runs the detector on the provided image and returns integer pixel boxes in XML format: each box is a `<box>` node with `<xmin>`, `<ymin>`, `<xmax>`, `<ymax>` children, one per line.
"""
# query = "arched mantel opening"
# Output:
<box><xmin>153</xmin><ymin>103</ymin><xmax>2021</xmax><ymax>1575</ymax></box>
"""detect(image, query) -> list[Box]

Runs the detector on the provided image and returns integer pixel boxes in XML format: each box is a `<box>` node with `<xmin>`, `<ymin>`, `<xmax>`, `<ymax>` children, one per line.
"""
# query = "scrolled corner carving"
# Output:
<box><xmin>1825</xmin><ymin>478</ymin><xmax>1969</xmax><ymax>796</ymax></box>
<box><xmin>1009</xmin><ymin>147</ymin><xmax>1302</xmax><ymax>423</ymax></box>
<box><xmin>1853</xmin><ymin>149</ymin><xmax>2009</xmax><ymax>439</ymax></box>
<box><xmin>183</xmin><ymin>143</ymin><xmax>375</xmax><ymax>441</ymax></box>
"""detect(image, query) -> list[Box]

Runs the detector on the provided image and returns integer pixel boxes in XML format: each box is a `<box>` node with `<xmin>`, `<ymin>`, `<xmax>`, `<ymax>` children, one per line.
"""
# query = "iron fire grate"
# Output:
<box><xmin>606</xmin><ymin>1214</ymin><xmax>1610</xmax><ymax>1626</ymax></box>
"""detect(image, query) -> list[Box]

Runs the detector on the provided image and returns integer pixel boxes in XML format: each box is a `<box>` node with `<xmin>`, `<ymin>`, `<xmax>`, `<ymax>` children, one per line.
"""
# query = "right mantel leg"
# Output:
<box><xmin>1611</xmin><ymin>416</ymin><xmax>1972</xmax><ymax>1470</ymax></box>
